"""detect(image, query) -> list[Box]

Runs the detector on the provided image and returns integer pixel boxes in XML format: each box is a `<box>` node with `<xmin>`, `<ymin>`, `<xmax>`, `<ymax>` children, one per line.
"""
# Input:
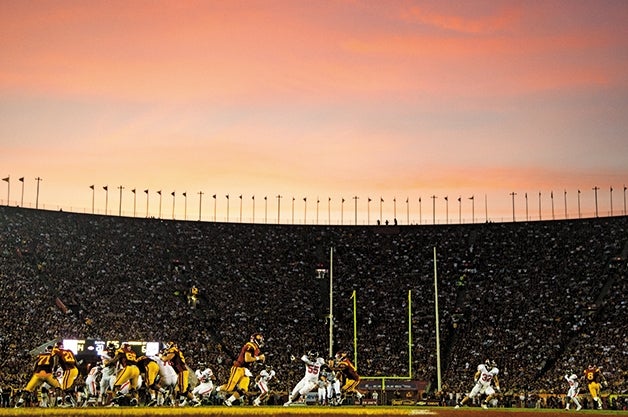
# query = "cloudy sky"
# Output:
<box><xmin>1</xmin><ymin>0</ymin><xmax>627</xmax><ymax>224</ymax></box>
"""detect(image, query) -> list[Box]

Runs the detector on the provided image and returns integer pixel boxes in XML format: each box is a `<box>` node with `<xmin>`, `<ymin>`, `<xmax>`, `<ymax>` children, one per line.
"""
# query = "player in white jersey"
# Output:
<box><xmin>83</xmin><ymin>362</ymin><xmax>102</xmax><ymax>406</ymax></box>
<box><xmin>283</xmin><ymin>350</ymin><xmax>325</xmax><ymax>406</ymax></box>
<box><xmin>455</xmin><ymin>359</ymin><xmax>500</xmax><ymax>409</ymax></box>
<box><xmin>99</xmin><ymin>345</ymin><xmax>117</xmax><ymax>405</ymax></box>
<box><xmin>564</xmin><ymin>373</ymin><xmax>582</xmax><ymax>410</ymax></box>
<box><xmin>192</xmin><ymin>368</ymin><xmax>215</xmax><ymax>403</ymax></box>
<box><xmin>253</xmin><ymin>364</ymin><xmax>276</xmax><ymax>406</ymax></box>
<box><xmin>320</xmin><ymin>363</ymin><xmax>341</xmax><ymax>406</ymax></box>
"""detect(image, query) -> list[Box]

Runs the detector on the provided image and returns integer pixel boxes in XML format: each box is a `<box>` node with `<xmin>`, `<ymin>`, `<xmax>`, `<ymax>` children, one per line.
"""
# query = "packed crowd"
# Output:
<box><xmin>0</xmin><ymin>205</ymin><xmax>626</xmax><ymax>405</ymax></box>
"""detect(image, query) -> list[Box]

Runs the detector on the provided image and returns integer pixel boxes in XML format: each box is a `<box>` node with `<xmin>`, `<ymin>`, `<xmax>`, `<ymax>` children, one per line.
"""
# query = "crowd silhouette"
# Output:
<box><xmin>0</xmin><ymin>206</ymin><xmax>626</xmax><ymax>406</ymax></box>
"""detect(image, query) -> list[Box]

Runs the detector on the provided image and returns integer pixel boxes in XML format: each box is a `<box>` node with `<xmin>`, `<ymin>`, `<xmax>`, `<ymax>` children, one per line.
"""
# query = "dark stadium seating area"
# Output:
<box><xmin>0</xmin><ymin>206</ymin><xmax>626</xmax><ymax>403</ymax></box>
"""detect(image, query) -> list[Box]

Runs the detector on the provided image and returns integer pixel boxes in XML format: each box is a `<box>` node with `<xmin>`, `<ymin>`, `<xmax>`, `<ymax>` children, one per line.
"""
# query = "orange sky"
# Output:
<box><xmin>1</xmin><ymin>0</ymin><xmax>627</xmax><ymax>224</ymax></box>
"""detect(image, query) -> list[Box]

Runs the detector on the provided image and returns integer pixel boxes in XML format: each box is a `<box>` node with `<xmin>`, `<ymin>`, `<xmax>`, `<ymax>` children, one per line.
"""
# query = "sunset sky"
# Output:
<box><xmin>1</xmin><ymin>0</ymin><xmax>627</xmax><ymax>224</ymax></box>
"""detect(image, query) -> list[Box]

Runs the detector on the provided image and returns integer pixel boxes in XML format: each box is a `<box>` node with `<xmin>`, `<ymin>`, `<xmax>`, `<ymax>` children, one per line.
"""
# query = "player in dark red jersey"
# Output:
<box><xmin>218</xmin><ymin>333</ymin><xmax>266</xmax><ymax>406</ymax></box>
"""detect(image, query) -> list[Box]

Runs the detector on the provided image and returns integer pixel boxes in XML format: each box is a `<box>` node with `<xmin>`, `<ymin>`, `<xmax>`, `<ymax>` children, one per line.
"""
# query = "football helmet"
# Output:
<box><xmin>251</xmin><ymin>333</ymin><xmax>264</xmax><ymax>348</ymax></box>
<box><xmin>307</xmin><ymin>349</ymin><xmax>318</xmax><ymax>359</ymax></box>
<box><xmin>484</xmin><ymin>359</ymin><xmax>497</xmax><ymax>369</ymax></box>
<box><xmin>165</xmin><ymin>341</ymin><xmax>177</xmax><ymax>349</ymax></box>
<box><xmin>335</xmin><ymin>350</ymin><xmax>348</xmax><ymax>361</ymax></box>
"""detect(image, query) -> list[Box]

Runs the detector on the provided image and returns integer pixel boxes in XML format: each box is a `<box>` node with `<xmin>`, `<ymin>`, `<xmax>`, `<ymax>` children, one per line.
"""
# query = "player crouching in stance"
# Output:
<box><xmin>455</xmin><ymin>359</ymin><xmax>500</xmax><ymax>409</ymax></box>
<box><xmin>564</xmin><ymin>373</ymin><xmax>582</xmax><ymax>410</ymax></box>
<box><xmin>109</xmin><ymin>343</ymin><xmax>141</xmax><ymax>406</ymax></box>
<box><xmin>284</xmin><ymin>350</ymin><xmax>326</xmax><ymax>406</ymax></box>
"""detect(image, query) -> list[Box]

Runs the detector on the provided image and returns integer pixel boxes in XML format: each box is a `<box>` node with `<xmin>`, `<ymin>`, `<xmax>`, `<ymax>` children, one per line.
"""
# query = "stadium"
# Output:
<box><xmin>0</xmin><ymin>205</ymin><xmax>626</xmax><ymax>413</ymax></box>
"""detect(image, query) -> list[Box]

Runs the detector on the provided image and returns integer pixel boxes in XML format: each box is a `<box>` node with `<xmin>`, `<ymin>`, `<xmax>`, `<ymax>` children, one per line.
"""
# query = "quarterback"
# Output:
<box><xmin>218</xmin><ymin>333</ymin><xmax>266</xmax><ymax>406</ymax></box>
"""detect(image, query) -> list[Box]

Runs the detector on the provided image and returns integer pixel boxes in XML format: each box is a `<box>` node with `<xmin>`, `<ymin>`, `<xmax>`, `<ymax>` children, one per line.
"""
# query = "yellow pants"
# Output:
<box><xmin>60</xmin><ymin>367</ymin><xmax>79</xmax><ymax>391</ymax></box>
<box><xmin>25</xmin><ymin>371</ymin><xmax>60</xmax><ymax>392</ymax></box>
<box><xmin>114</xmin><ymin>365</ymin><xmax>140</xmax><ymax>391</ymax></box>
<box><xmin>220</xmin><ymin>366</ymin><xmax>250</xmax><ymax>398</ymax></box>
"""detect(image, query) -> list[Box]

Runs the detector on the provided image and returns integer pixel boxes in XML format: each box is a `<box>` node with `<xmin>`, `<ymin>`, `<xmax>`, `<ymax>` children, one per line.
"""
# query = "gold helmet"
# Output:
<box><xmin>250</xmin><ymin>333</ymin><xmax>264</xmax><ymax>348</ymax></box>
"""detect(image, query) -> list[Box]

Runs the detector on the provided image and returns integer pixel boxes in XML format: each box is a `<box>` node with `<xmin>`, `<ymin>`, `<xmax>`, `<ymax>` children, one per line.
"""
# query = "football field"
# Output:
<box><xmin>0</xmin><ymin>406</ymin><xmax>625</xmax><ymax>417</ymax></box>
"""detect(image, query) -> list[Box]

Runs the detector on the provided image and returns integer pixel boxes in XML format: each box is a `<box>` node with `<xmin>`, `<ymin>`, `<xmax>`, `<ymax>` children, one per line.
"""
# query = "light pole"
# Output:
<box><xmin>118</xmin><ymin>185</ymin><xmax>124</xmax><ymax>216</ymax></box>
<box><xmin>103</xmin><ymin>185</ymin><xmax>109</xmax><ymax>215</ymax></box>
<box><xmin>35</xmin><ymin>177</ymin><xmax>42</xmax><ymax>209</ymax></box>
<box><xmin>277</xmin><ymin>195</ymin><xmax>282</xmax><ymax>224</ymax></box>
<box><xmin>510</xmin><ymin>192</ymin><xmax>516</xmax><ymax>222</ymax></box>
<box><xmin>431</xmin><ymin>195</ymin><xmax>437</xmax><ymax>225</ymax></box>
<box><xmin>538</xmin><ymin>192</ymin><xmax>542</xmax><ymax>221</ymax></box>
<box><xmin>183</xmin><ymin>192</ymin><xmax>187</xmax><ymax>220</ymax></box>
<box><xmin>132</xmin><ymin>189</ymin><xmax>137</xmax><ymax>217</ymax></box>
<box><xmin>341</xmin><ymin>198</ymin><xmax>345</xmax><ymax>225</ymax></box>
<box><xmin>212</xmin><ymin>194</ymin><xmax>217</xmax><ymax>221</ymax></box>
<box><xmin>19</xmin><ymin>177</ymin><xmax>24</xmax><ymax>207</ymax></box>
<box><xmin>593</xmin><ymin>186</ymin><xmax>599</xmax><ymax>217</ymax></box>
<box><xmin>225</xmin><ymin>194</ymin><xmax>230</xmax><ymax>222</ymax></box>
<box><xmin>90</xmin><ymin>185</ymin><xmax>95</xmax><ymax>214</ymax></box>
<box><xmin>171</xmin><ymin>191</ymin><xmax>176</xmax><ymax>220</ymax></box>
<box><xmin>198</xmin><ymin>191</ymin><xmax>203</xmax><ymax>221</ymax></box>
<box><xmin>144</xmin><ymin>189</ymin><xmax>149</xmax><ymax>217</ymax></box>
<box><xmin>353</xmin><ymin>196</ymin><xmax>358</xmax><ymax>225</ymax></box>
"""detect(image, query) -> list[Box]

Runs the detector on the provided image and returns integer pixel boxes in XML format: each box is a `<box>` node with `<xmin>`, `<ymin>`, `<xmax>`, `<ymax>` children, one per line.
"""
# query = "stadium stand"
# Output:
<box><xmin>0</xmin><ymin>206</ymin><xmax>626</xmax><ymax>407</ymax></box>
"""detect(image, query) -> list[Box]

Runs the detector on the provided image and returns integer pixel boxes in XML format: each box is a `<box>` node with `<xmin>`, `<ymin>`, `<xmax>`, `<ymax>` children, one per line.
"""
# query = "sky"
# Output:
<box><xmin>1</xmin><ymin>0</ymin><xmax>627</xmax><ymax>225</ymax></box>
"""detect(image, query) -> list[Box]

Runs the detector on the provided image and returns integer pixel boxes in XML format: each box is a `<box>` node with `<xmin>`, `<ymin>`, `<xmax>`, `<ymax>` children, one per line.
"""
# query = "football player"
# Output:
<box><xmin>564</xmin><ymin>373</ymin><xmax>582</xmax><ymax>410</ymax></box>
<box><xmin>455</xmin><ymin>359</ymin><xmax>500</xmax><ymax>409</ymax></box>
<box><xmin>327</xmin><ymin>350</ymin><xmax>363</xmax><ymax>404</ymax></box>
<box><xmin>583</xmin><ymin>364</ymin><xmax>606</xmax><ymax>409</ymax></box>
<box><xmin>160</xmin><ymin>341</ymin><xmax>199</xmax><ymax>406</ymax></box>
<box><xmin>14</xmin><ymin>345</ymin><xmax>61</xmax><ymax>407</ymax></box>
<box><xmin>192</xmin><ymin>367</ymin><xmax>215</xmax><ymax>404</ymax></box>
<box><xmin>253</xmin><ymin>364</ymin><xmax>276</xmax><ymax>406</ymax></box>
<box><xmin>51</xmin><ymin>341</ymin><xmax>80</xmax><ymax>407</ymax></box>
<box><xmin>217</xmin><ymin>333</ymin><xmax>266</xmax><ymax>406</ymax></box>
<box><xmin>284</xmin><ymin>349</ymin><xmax>326</xmax><ymax>406</ymax></box>
<box><xmin>110</xmin><ymin>342</ymin><xmax>140</xmax><ymax>406</ymax></box>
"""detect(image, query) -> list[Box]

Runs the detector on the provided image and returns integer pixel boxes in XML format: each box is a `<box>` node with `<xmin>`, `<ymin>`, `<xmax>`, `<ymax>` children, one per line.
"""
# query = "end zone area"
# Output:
<box><xmin>0</xmin><ymin>407</ymin><xmax>625</xmax><ymax>417</ymax></box>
